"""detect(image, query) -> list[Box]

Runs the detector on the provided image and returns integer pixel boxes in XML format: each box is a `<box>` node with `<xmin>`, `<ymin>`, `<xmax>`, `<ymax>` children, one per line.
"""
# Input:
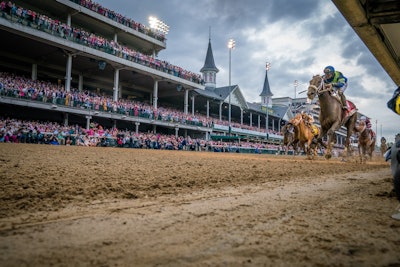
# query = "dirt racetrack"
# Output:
<box><xmin>0</xmin><ymin>143</ymin><xmax>399</xmax><ymax>267</ymax></box>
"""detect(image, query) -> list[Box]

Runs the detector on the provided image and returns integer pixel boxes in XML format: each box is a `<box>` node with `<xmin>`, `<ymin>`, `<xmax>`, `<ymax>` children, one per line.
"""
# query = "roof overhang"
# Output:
<box><xmin>332</xmin><ymin>0</ymin><xmax>400</xmax><ymax>85</ymax></box>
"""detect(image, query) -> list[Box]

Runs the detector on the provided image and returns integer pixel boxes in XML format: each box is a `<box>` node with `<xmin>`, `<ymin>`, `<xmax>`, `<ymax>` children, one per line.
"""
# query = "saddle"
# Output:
<box><xmin>341</xmin><ymin>100</ymin><xmax>357</xmax><ymax>125</ymax></box>
<box><xmin>310</xmin><ymin>124</ymin><xmax>319</xmax><ymax>136</ymax></box>
<box><xmin>328</xmin><ymin>90</ymin><xmax>357</xmax><ymax>124</ymax></box>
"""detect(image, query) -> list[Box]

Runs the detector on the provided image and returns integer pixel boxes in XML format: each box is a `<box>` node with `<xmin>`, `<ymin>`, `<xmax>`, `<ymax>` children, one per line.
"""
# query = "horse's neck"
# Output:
<box><xmin>359</xmin><ymin>126</ymin><xmax>371</xmax><ymax>141</ymax></box>
<box><xmin>318</xmin><ymin>93</ymin><xmax>342</xmax><ymax>118</ymax></box>
<box><xmin>298</xmin><ymin>121</ymin><xmax>306</xmax><ymax>131</ymax></box>
<box><xmin>295</xmin><ymin>121</ymin><xmax>308</xmax><ymax>136</ymax></box>
<box><xmin>319</xmin><ymin>91</ymin><xmax>336</xmax><ymax>106</ymax></box>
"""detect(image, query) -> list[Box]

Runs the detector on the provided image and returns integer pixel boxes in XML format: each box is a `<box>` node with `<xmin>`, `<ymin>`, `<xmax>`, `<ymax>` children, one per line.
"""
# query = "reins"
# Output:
<box><xmin>308</xmin><ymin>75</ymin><xmax>331</xmax><ymax>96</ymax></box>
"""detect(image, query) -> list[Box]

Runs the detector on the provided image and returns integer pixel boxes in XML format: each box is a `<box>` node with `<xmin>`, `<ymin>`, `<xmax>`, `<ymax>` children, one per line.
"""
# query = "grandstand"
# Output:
<box><xmin>0</xmin><ymin>0</ymin><xmax>369</xmax><ymax>151</ymax></box>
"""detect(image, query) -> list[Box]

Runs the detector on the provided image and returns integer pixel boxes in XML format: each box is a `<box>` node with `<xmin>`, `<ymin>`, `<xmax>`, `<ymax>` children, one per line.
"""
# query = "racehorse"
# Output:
<box><xmin>380</xmin><ymin>137</ymin><xmax>388</xmax><ymax>156</ymax></box>
<box><xmin>290</xmin><ymin>113</ymin><xmax>319</xmax><ymax>159</ymax></box>
<box><xmin>307</xmin><ymin>75</ymin><xmax>358</xmax><ymax>159</ymax></box>
<box><xmin>355</xmin><ymin>120</ymin><xmax>376</xmax><ymax>163</ymax></box>
<box><xmin>281</xmin><ymin>123</ymin><xmax>298</xmax><ymax>155</ymax></box>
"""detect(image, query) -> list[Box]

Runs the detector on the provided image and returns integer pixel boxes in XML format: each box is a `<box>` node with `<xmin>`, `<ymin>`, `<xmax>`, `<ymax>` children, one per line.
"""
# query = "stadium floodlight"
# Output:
<box><xmin>294</xmin><ymin>80</ymin><xmax>299</xmax><ymax>99</ymax></box>
<box><xmin>148</xmin><ymin>16</ymin><xmax>170</xmax><ymax>35</ymax></box>
<box><xmin>266</xmin><ymin>62</ymin><xmax>271</xmax><ymax>135</ymax></box>
<box><xmin>228</xmin><ymin>38</ymin><xmax>235</xmax><ymax>135</ymax></box>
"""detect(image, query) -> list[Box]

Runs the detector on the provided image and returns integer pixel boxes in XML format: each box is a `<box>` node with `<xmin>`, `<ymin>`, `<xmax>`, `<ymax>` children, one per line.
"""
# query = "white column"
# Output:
<box><xmin>175</xmin><ymin>127</ymin><xmax>179</xmax><ymax>139</ymax></box>
<box><xmin>65</xmin><ymin>54</ymin><xmax>72</xmax><ymax>92</ymax></box>
<box><xmin>240</xmin><ymin>108</ymin><xmax>243</xmax><ymax>126</ymax></box>
<box><xmin>191</xmin><ymin>95</ymin><xmax>195</xmax><ymax>116</ymax></box>
<box><xmin>250</xmin><ymin>113</ymin><xmax>253</xmax><ymax>127</ymax></box>
<box><xmin>135</xmin><ymin>122</ymin><xmax>140</xmax><ymax>135</ymax></box>
<box><xmin>67</xmin><ymin>13</ymin><xmax>71</xmax><ymax>26</ymax></box>
<box><xmin>113</xmin><ymin>69</ymin><xmax>119</xmax><ymax>101</ymax></box>
<box><xmin>153</xmin><ymin>79</ymin><xmax>158</xmax><ymax>110</ymax></box>
<box><xmin>85</xmin><ymin>116</ymin><xmax>92</xmax><ymax>130</ymax></box>
<box><xmin>31</xmin><ymin>64</ymin><xmax>37</xmax><ymax>81</ymax></box>
<box><xmin>219</xmin><ymin>101</ymin><xmax>223</xmax><ymax>121</ymax></box>
<box><xmin>206</xmin><ymin>100</ymin><xmax>210</xmax><ymax>118</ymax></box>
<box><xmin>184</xmin><ymin>89</ymin><xmax>189</xmax><ymax>114</ymax></box>
<box><xmin>258</xmin><ymin>115</ymin><xmax>260</xmax><ymax>130</ymax></box>
<box><xmin>278</xmin><ymin>118</ymin><xmax>281</xmax><ymax>132</ymax></box>
<box><xmin>63</xmin><ymin>113</ymin><xmax>69</xmax><ymax>126</ymax></box>
<box><xmin>114</xmin><ymin>33</ymin><xmax>118</xmax><ymax>42</ymax></box>
<box><xmin>78</xmin><ymin>74</ymin><xmax>83</xmax><ymax>91</ymax></box>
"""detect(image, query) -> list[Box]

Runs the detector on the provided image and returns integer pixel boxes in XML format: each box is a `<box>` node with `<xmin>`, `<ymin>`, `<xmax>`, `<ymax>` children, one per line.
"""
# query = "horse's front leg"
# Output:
<box><xmin>358</xmin><ymin>143</ymin><xmax>363</xmax><ymax>164</ymax></box>
<box><xmin>292</xmin><ymin>139</ymin><xmax>299</xmax><ymax>155</ymax></box>
<box><xmin>325</xmin><ymin>128</ymin><xmax>337</xmax><ymax>159</ymax></box>
<box><xmin>344</xmin><ymin>133</ymin><xmax>353</xmax><ymax>157</ymax></box>
<box><xmin>306</xmin><ymin>140</ymin><xmax>314</xmax><ymax>160</ymax></box>
<box><xmin>317</xmin><ymin>127</ymin><xmax>328</xmax><ymax>150</ymax></box>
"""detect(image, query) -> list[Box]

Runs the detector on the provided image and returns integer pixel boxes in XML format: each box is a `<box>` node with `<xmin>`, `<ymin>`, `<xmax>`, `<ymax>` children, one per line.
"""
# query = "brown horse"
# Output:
<box><xmin>355</xmin><ymin>120</ymin><xmax>376</xmax><ymax>163</ymax></box>
<box><xmin>307</xmin><ymin>75</ymin><xmax>358</xmax><ymax>159</ymax></box>
<box><xmin>281</xmin><ymin>123</ymin><xmax>298</xmax><ymax>155</ymax></box>
<box><xmin>290</xmin><ymin>113</ymin><xmax>319</xmax><ymax>159</ymax></box>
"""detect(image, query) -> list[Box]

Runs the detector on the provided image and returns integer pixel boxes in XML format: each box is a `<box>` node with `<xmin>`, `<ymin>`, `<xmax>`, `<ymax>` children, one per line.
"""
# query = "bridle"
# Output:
<box><xmin>308</xmin><ymin>75</ymin><xmax>331</xmax><ymax>96</ymax></box>
<box><xmin>357</xmin><ymin>120</ymin><xmax>367</xmax><ymax>134</ymax></box>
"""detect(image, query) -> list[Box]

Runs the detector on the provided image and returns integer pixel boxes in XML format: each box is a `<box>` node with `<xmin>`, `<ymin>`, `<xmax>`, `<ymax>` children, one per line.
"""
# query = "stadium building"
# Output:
<box><xmin>0</xmin><ymin>0</ymin><xmax>369</xmax><ymax>150</ymax></box>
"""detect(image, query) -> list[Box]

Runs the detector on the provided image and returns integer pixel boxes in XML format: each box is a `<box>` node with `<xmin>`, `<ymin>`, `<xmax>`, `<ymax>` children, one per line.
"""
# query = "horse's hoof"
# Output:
<box><xmin>325</xmin><ymin>154</ymin><xmax>332</xmax><ymax>159</ymax></box>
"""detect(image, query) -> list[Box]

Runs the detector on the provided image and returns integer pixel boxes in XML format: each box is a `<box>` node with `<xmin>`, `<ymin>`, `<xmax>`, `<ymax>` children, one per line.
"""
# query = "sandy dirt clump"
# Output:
<box><xmin>0</xmin><ymin>143</ymin><xmax>399</xmax><ymax>266</ymax></box>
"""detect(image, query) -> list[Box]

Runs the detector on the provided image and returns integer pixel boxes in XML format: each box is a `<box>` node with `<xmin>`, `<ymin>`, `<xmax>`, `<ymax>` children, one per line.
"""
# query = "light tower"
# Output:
<box><xmin>148</xmin><ymin>16</ymin><xmax>170</xmax><ymax>35</ymax></box>
<box><xmin>265</xmin><ymin>62</ymin><xmax>271</xmax><ymax>135</ymax></box>
<box><xmin>228</xmin><ymin>38</ymin><xmax>235</xmax><ymax>135</ymax></box>
<box><xmin>294</xmin><ymin>79</ymin><xmax>299</xmax><ymax>99</ymax></box>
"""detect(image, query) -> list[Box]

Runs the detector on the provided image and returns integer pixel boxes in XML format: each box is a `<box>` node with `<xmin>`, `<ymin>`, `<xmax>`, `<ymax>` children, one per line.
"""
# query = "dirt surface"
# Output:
<box><xmin>0</xmin><ymin>143</ymin><xmax>399</xmax><ymax>266</ymax></box>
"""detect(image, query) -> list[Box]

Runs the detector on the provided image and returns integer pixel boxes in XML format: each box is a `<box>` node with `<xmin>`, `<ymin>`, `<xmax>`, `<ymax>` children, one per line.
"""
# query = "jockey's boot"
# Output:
<box><xmin>340</xmin><ymin>93</ymin><xmax>348</xmax><ymax>110</ymax></box>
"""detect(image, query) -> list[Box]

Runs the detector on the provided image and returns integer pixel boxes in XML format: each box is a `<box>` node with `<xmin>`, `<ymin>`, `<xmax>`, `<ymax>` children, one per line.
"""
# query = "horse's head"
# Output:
<box><xmin>307</xmin><ymin>75</ymin><xmax>323</xmax><ymax>100</ymax></box>
<box><xmin>281</xmin><ymin>123</ymin><xmax>294</xmax><ymax>134</ymax></box>
<box><xmin>356</xmin><ymin>120</ymin><xmax>367</xmax><ymax>133</ymax></box>
<box><xmin>300</xmin><ymin>112</ymin><xmax>309</xmax><ymax>121</ymax></box>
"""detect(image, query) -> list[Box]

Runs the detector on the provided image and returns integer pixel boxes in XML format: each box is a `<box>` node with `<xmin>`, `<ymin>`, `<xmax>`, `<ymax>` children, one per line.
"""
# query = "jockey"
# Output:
<box><xmin>360</xmin><ymin>116</ymin><xmax>372</xmax><ymax>129</ymax></box>
<box><xmin>302</xmin><ymin>112</ymin><xmax>314</xmax><ymax>125</ymax></box>
<box><xmin>323</xmin><ymin>66</ymin><xmax>349</xmax><ymax>110</ymax></box>
<box><xmin>360</xmin><ymin>115</ymin><xmax>375</xmax><ymax>139</ymax></box>
<box><xmin>301</xmin><ymin>112</ymin><xmax>318</xmax><ymax>136</ymax></box>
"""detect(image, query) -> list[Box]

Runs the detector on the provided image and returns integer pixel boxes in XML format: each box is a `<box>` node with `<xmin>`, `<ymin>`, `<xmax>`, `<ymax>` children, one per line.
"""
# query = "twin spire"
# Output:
<box><xmin>200</xmin><ymin>29</ymin><xmax>219</xmax><ymax>89</ymax></box>
<box><xmin>199</xmin><ymin>28</ymin><xmax>272</xmax><ymax>106</ymax></box>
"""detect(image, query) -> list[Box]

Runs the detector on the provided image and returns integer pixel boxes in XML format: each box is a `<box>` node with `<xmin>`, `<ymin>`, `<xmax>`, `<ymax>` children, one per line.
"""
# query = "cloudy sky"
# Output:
<box><xmin>95</xmin><ymin>0</ymin><xmax>399</xmax><ymax>143</ymax></box>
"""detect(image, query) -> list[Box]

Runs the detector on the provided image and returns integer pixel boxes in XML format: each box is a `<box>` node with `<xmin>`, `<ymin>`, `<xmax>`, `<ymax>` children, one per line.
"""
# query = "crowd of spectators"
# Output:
<box><xmin>0</xmin><ymin>117</ymin><xmax>282</xmax><ymax>153</ymax></box>
<box><xmin>0</xmin><ymin>1</ymin><xmax>282</xmax><ymax>136</ymax></box>
<box><xmin>0</xmin><ymin>1</ymin><xmax>204</xmax><ymax>84</ymax></box>
<box><xmin>0</xmin><ymin>72</ymin><xmax>283</xmax><ymax>136</ymax></box>
<box><xmin>69</xmin><ymin>0</ymin><xmax>166</xmax><ymax>43</ymax></box>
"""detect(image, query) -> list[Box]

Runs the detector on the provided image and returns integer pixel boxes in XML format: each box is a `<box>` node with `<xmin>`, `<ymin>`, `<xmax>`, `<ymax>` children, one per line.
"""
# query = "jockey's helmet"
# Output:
<box><xmin>323</xmin><ymin>66</ymin><xmax>335</xmax><ymax>79</ymax></box>
<box><xmin>360</xmin><ymin>116</ymin><xmax>366</xmax><ymax>121</ymax></box>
